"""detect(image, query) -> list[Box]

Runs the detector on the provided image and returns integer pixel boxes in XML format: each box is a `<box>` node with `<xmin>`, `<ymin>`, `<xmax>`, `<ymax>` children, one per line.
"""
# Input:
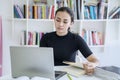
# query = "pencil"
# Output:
<box><xmin>67</xmin><ymin>74</ymin><xmax>72</xmax><ymax>80</ymax></box>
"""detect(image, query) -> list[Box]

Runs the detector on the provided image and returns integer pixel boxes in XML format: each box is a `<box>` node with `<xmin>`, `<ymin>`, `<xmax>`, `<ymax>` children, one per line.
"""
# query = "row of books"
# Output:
<box><xmin>81</xmin><ymin>29</ymin><xmax>103</xmax><ymax>46</ymax></box>
<box><xmin>56</xmin><ymin>0</ymin><xmax>74</xmax><ymax>9</ymax></box>
<box><xmin>14</xmin><ymin>0</ymin><xmax>120</xmax><ymax>20</ymax></box>
<box><xmin>28</xmin><ymin>5</ymin><xmax>54</xmax><ymax>19</ymax></box>
<box><xmin>84</xmin><ymin>6</ymin><xmax>97</xmax><ymax>19</ymax></box>
<box><xmin>14</xmin><ymin>4</ymin><xmax>54</xmax><ymax>19</ymax></box>
<box><xmin>56</xmin><ymin>0</ymin><xmax>82</xmax><ymax>19</ymax></box>
<box><xmin>84</xmin><ymin>1</ymin><xmax>108</xmax><ymax>19</ymax></box>
<box><xmin>56</xmin><ymin>0</ymin><xmax>108</xmax><ymax>19</ymax></box>
<box><xmin>20</xmin><ymin>31</ymin><xmax>45</xmax><ymax>45</ymax></box>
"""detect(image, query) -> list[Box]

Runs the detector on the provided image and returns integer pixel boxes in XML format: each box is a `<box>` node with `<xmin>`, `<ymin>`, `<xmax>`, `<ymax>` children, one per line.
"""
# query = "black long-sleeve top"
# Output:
<box><xmin>40</xmin><ymin>31</ymin><xmax>93</xmax><ymax>65</ymax></box>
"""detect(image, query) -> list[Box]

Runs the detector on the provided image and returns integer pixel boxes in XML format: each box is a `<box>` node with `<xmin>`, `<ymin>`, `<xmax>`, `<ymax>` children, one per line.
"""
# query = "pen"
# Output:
<box><xmin>67</xmin><ymin>74</ymin><xmax>72</xmax><ymax>80</ymax></box>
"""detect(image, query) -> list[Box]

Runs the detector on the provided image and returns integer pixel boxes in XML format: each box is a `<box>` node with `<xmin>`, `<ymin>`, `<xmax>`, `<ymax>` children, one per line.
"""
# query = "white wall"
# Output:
<box><xmin>0</xmin><ymin>0</ymin><xmax>13</xmax><ymax>76</ymax></box>
<box><xmin>103</xmin><ymin>42</ymin><xmax>120</xmax><ymax>67</ymax></box>
<box><xmin>0</xmin><ymin>0</ymin><xmax>120</xmax><ymax>77</ymax></box>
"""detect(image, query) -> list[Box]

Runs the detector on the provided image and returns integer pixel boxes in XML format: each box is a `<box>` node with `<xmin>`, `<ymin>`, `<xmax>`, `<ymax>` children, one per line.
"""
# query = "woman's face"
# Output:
<box><xmin>54</xmin><ymin>11</ymin><xmax>73</xmax><ymax>36</ymax></box>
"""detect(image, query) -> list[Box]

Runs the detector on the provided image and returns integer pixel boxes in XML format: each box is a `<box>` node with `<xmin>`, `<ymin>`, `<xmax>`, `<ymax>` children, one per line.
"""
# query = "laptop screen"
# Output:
<box><xmin>10</xmin><ymin>46</ymin><xmax>55</xmax><ymax>80</ymax></box>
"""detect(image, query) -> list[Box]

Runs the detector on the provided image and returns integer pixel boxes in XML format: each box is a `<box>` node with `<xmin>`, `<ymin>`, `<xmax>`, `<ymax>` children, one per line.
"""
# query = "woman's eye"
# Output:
<box><xmin>56</xmin><ymin>19</ymin><xmax>60</xmax><ymax>22</ymax></box>
<box><xmin>64</xmin><ymin>22</ymin><xmax>68</xmax><ymax>24</ymax></box>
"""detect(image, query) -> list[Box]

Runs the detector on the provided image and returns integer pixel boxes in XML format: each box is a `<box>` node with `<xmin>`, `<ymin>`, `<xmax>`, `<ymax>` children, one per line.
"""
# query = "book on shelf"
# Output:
<box><xmin>33</xmin><ymin>5</ymin><xmax>38</xmax><ymax>19</ymax></box>
<box><xmin>97</xmin><ymin>1</ymin><xmax>108</xmax><ymax>19</ymax></box>
<box><xmin>84</xmin><ymin>0</ymin><xmax>99</xmax><ymax>6</ymax></box>
<box><xmin>73</xmin><ymin>0</ymin><xmax>77</xmax><ymax>19</ymax></box>
<box><xmin>50</xmin><ymin>5</ymin><xmax>54</xmax><ymax>19</ymax></box>
<box><xmin>33</xmin><ymin>0</ymin><xmax>47</xmax><ymax>5</ymax></box>
<box><xmin>89</xmin><ymin>6</ymin><xmax>97</xmax><ymax>19</ymax></box>
<box><xmin>21</xmin><ymin>31</ymin><xmax>28</xmax><ymax>45</ymax></box>
<box><xmin>84</xmin><ymin>0</ymin><xmax>108</xmax><ymax>19</ymax></box>
<box><xmin>81</xmin><ymin>29</ymin><xmax>89</xmax><ymax>45</ymax></box>
<box><xmin>23</xmin><ymin>4</ymin><xmax>27</xmax><ymax>18</ymax></box>
<box><xmin>92</xmin><ymin>31</ymin><xmax>96</xmax><ymax>45</ymax></box>
<box><xmin>82</xmin><ymin>29</ymin><xmax>103</xmax><ymax>46</ymax></box>
<box><xmin>76</xmin><ymin>0</ymin><xmax>81</xmax><ymax>19</ymax></box>
<box><xmin>84</xmin><ymin>6</ymin><xmax>90</xmax><ymax>19</ymax></box>
<box><xmin>63</xmin><ymin>0</ymin><xmax>68</xmax><ymax>7</ymax></box>
<box><xmin>56</xmin><ymin>0</ymin><xmax>81</xmax><ymax>20</ymax></box>
<box><xmin>109</xmin><ymin>6</ymin><xmax>120</xmax><ymax>19</ymax></box>
<box><xmin>28</xmin><ymin>5</ymin><xmax>33</xmax><ymax>19</ymax></box>
<box><xmin>0</xmin><ymin>16</ymin><xmax>2</xmax><ymax>76</ymax></box>
<box><xmin>28</xmin><ymin>5</ymin><xmax>54</xmax><ymax>19</ymax></box>
<box><xmin>84</xmin><ymin>0</ymin><xmax>98</xmax><ymax>19</ymax></box>
<box><xmin>28</xmin><ymin>31</ymin><xmax>33</xmax><ymax>45</ymax></box>
<box><xmin>14</xmin><ymin>4</ymin><xmax>24</xmax><ymax>18</ymax></box>
<box><xmin>20</xmin><ymin>31</ymin><xmax>45</xmax><ymax>46</ymax></box>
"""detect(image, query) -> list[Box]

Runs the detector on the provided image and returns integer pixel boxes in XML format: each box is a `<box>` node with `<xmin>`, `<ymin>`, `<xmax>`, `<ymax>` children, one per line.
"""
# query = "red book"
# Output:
<box><xmin>92</xmin><ymin>31</ymin><xmax>96</xmax><ymax>45</ymax></box>
<box><xmin>51</xmin><ymin>5</ymin><xmax>54</xmax><ymax>19</ymax></box>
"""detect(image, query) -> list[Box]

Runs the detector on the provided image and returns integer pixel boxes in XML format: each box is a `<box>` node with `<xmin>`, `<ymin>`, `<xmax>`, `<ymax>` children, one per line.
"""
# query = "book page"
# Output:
<box><xmin>14</xmin><ymin>76</ymin><xmax>29</xmax><ymax>80</ymax></box>
<box><xmin>63</xmin><ymin>61</ymin><xmax>84</xmax><ymax>68</ymax></box>
<box><xmin>31</xmin><ymin>76</ymin><xmax>50</xmax><ymax>80</ymax></box>
<box><xmin>13</xmin><ymin>76</ymin><xmax>50</xmax><ymax>80</ymax></box>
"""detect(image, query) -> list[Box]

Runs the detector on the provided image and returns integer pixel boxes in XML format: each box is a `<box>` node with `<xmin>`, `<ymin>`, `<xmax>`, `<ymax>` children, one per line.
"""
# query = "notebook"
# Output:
<box><xmin>10</xmin><ymin>46</ymin><xmax>66</xmax><ymax>80</ymax></box>
<box><xmin>100</xmin><ymin>66</ymin><xmax>120</xmax><ymax>75</ymax></box>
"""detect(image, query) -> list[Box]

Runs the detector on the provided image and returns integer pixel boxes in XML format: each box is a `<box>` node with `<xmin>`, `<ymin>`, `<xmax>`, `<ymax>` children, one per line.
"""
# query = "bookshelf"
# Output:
<box><xmin>11</xmin><ymin>0</ymin><xmax>120</xmax><ymax>54</ymax></box>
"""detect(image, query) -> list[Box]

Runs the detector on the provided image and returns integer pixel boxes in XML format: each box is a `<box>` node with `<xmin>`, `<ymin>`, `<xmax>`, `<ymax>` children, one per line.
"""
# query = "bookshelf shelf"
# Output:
<box><xmin>12</xmin><ymin>0</ymin><xmax>120</xmax><ymax>54</ymax></box>
<box><xmin>13</xmin><ymin>18</ymin><xmax>27</xmax><ymax>21</ymax></box>
<box><xmin>28</xmin><ymin>19</ymin><xmax>54</xmax><ymax>22</ymax></box>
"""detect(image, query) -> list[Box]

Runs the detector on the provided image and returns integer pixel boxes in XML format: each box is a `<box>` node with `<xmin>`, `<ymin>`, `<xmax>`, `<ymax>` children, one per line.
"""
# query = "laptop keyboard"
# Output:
<box><xmin>55</xmin><ymin>71</ymin><xmax>67</xmax><ymax>80</ymax></box>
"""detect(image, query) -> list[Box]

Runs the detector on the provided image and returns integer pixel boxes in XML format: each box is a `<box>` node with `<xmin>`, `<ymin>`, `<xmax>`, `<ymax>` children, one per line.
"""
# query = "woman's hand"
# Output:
<box><xmin>83</xmin><ymin>62</ymin><xmax>96</xmax><ymax>75</ymax></box>
<box><xmin>83</xmin><ymin>54</ymin><xmax>99</xmax><ymax>75</ymax></box>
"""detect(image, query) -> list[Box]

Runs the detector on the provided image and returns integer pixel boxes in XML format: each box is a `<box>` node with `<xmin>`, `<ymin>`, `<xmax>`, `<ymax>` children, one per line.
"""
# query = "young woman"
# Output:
<box><xmin>40</xmin><ymin>7</ymin><xmax>99</xmax><ymax>75</ymax></box>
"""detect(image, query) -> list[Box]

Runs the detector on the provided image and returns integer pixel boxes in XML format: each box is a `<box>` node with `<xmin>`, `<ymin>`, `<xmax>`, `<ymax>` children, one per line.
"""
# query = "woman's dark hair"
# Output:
<box><xmin>55</xmin><ymin>7</ymin><xmax>74</xmax><ymax>23</ymax></box>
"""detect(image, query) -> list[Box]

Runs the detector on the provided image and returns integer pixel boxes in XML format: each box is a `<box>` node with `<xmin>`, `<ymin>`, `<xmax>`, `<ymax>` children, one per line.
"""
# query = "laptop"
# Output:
<box><xmin>10</xmin><ymin>46</ymin><xmax>66</xmax><ymax>80</ymax></box>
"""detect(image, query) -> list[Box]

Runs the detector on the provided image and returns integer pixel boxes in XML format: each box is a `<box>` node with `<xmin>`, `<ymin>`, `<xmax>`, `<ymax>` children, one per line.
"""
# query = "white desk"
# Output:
<box><xmin>59</xmin><ymin>74</ymin><xmax>102</xmax><ymax>80</ymax></box>
<box><xmin>0</xmin><ymin>66</ymin><xmax>102</xmax><ymax>80</ymax></box>
<box><xmin>55</xmin><ymin>66</ymin><xmax>102</xmax><ymax>80</ymax></box>
<box><xmin>0</xmin><ymin>74</ymin><xmax>102</xmax><ymax>80</ymax></box>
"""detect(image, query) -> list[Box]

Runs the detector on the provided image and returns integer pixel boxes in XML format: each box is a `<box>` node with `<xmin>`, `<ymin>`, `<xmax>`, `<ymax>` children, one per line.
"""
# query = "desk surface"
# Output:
<box><xmin>59</xmin><ymin>74</ymin><xmax>102</xmax><ymax>80</ymax></box>
<box><xmin>0</xmin><ymin>66</ymin><xmax>102</xmax><ymax>80</ymax></box>
<box><xmin>55</xmin><ymin>66</ymin><xmax>102</xmax><ymax>80</ymax></box>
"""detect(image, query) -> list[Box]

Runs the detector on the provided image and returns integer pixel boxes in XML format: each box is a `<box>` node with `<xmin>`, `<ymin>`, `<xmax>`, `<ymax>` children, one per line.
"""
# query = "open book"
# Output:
<box><xmin>13</xmin><ymin>76</ymin><xmax>50</xmax><ymax>80</ymax></box>
<box><xmin>62</xmin><ymin>61</ymin><xmax>85</xmax><ymax>77</ymax></box>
